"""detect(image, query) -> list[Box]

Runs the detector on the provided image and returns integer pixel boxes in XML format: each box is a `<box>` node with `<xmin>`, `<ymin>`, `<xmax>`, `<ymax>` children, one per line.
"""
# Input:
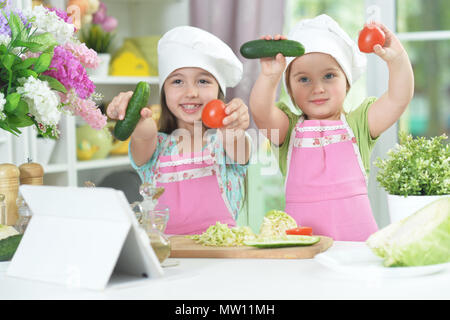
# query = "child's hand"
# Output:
<box><xmin>220</xmin><ymin>98</ymin><xmax>250</xmax><ymax>139</ymax></box>
<box><xmin>259</xmin><ymin>34</ymin><xmax>287</xmax><ymax>78</ymax></box>
<box><xmin>107</xmin><ymin>91</ymin><xmax>155</xmax><ymax>138</ymax></box>
<box><xmin>368</xmin><ymin>22</ymin><xmax>406</xmax><ymax>63</ymax></box>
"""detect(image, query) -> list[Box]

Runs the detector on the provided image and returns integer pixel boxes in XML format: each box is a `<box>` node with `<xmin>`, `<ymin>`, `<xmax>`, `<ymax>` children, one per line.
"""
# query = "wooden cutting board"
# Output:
<box><xmin>169</xmin><ymin>235</ymin><xmax>333</xmax><ymax>259</ymax></box>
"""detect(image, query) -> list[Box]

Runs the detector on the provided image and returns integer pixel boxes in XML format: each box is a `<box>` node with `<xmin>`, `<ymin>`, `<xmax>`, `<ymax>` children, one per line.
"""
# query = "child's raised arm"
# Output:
<box><xmin>367</xmin><ymin>23</ymin><xmax>414</xmax><ymax>138</ymax></box>
<box><xmin>107</xmin><ymin>91</ymin><xmax>158</xmax><ymax>166</ymax></box>
<box><xmin>249</xmin><ymin>35</ymin><xmax>290</xmax><ymax>146</ymax></box>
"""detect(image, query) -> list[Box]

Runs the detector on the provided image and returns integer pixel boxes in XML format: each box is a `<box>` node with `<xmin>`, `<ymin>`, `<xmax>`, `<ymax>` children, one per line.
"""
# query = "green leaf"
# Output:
<box><xmin>14</xmin><ymin>40</ymin><xmax>45</xmax><ymax>53</ymax></box>
<box><xmin>13</xmin><ymin>57</ymin><xmax>38</xmax><ymax>71</ymax></box>
<box><xmin>0</xmin><ymin>120</ymin><xmax>21</xmax><ymax>136</ymax></box>
<box><xmin>0</xmin><ymin>44</ymin><xmax>7</xmax><ymax>54</ymax></box>
<box><xmin>4</xmin><ymin>92</ymin><xmax>21</xmax><ymax>113</ymax></box>
<box><xmin>1</xmin><ymin>53</ymin><xmax>16</xmax><ymax>71</ymax></box>
<box><xmin>16</xmin><ymin>69</ymin><xmax>38</xmax><ymax>78</ymax></box>
<box><xmin>13</xmin><ymin>99</ymin><xmax>29</xmax><ymax>116</ymax></box>
<box><xmin>7</xmin><ymin>114</ymin><xmax>34</xmax><ymax>128</ymax></box>
<box><xmin>8</xmin><ymin>13</ymin><xmax>25</xmax><ymax>42</ymax></box>
<box><xmin>28</xmin><ymin>33</ymin><xmax>58</xmax><ymax>52</ymax></box>
<box><xmin>33</xmin><ymin>52</ymin><xmax>53</xmax><ymax>73</ymax></box>
<box><xmin>38</xmin><ymin>75</ymin><xmax>67</xmax><ymax>93</ymax></box>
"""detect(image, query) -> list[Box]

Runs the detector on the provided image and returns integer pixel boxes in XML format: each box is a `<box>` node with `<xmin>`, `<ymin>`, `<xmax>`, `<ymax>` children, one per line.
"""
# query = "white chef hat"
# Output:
<box><xmin>158</xmin><ymin>26</ymin><xmax>243</xmax><ymax>97</ymax></box>
<box><xmin>285</xmin><ymin>14</ymin><xmax>366</xmax><ymax>87</ymax></box>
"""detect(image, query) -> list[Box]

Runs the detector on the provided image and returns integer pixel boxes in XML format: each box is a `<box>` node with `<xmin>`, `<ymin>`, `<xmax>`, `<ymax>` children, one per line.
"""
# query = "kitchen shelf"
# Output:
<box><xmin>43</xmin><ymin>163</ymin><xmax>69</xmax><ymax>174</ymax></box>
<box><xmin>75</xmin><ymin>156</ymin><xmax>131</xmax><ymax>170</ymax></box>
<box><xmin>90</xmin><ymin>76</ymin><xmax>159</xmax><ymax>85</ymax></box>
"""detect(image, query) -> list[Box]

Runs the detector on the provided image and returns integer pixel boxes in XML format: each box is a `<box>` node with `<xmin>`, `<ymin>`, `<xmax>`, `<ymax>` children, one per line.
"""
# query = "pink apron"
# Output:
<box><xmin>284</xmin><ymin>114</ymin><xmax>378</xmax><ymax>241</ymax></box>
<box><xmin>154</xmin><ymin>143</ymin><xmax>236</xmax><ymax>235</ymax></box>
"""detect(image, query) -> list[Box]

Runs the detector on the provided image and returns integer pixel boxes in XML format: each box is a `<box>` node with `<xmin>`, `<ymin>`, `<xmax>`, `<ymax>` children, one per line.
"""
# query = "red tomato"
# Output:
<box><xmin>358</xmin><ymin>25</ymin><xmax>386</xmax><ymax>53</ymax></box>
<box><xmin>286</xmin><ymin>227</ymin><xmax>313</xmax><ymax>236</ymax></box>
<box><xmin>201</xmin><ymin>99</ymin><xmax>226</xmax><ymax>128</ymax></box>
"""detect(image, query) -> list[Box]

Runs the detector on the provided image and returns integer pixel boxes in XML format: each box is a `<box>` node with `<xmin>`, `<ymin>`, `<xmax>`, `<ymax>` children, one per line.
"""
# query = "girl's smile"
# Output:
<box><xmin>179</xmin><ymin>103</ymin><xmax>203</xmax><ymax>114</ymax></box>
<box><xmin>309</xmin><ymin>98</ymin><xmax>329</xmax><ymax>105</ymax></box>
<box><xmin>163</xmin><ymin>67</ymin><xmax>220</xmax><ymax>131</ymax></box>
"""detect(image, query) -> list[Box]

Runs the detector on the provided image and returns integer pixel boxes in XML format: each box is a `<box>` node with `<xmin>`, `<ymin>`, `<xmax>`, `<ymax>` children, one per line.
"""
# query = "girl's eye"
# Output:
<box><xmin>324</xmin><ymin>73</ymin><xmax>335</xmax><ymax>80</ymax></box>
<box><xmin>299</xmin><ymin>77</ymin><xmax>309</xmax><ymax>83</ymax></box>
<box><xmin>172</xmin><ymin>79</ymin><xmax>182</xmax><ymax>85</ymax></box>
<box><xmin>199</xmin><ymin>79</ymin><xmax>211</xmax><ymax>85</ymax></box>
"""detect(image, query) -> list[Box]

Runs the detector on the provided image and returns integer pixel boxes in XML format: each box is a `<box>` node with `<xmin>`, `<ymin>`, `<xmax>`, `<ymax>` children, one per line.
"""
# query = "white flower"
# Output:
<box><xmin>0</xmin><ymin>34</ymin><xmax>23</xmax><ymax>55</ymax></box>
<box><xmin>16</xmin><ymin>76</ymin><xmax>61</xmax><ymax>126</ymax></box>
<box><xmin>0</xmin><ymin>34</ymin><xmax>11</xmax><ymax>46</ymax></box>
<box><xmin>0</xmin><ymin>92</ymin><xmax>6</xmax><ymax>120</ymax></box>
<box><xmin>24</xmin><ymin>5</ymin><xmax>75</xmax><ymax>45</ymax></box>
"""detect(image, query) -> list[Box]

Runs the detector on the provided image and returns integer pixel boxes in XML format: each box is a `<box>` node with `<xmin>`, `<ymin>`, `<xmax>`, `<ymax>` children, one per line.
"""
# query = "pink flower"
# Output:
<box><xmin>92</xmin><ymin>2</ymin><xmax>107</xmax><ymax>24</ymax></box>
<box><xmin>92</xmin><ymin>1</ymin><xmax>117</xmax><ymax>32</ymax></box>
<box><xmin>101</xmin><ymin>16</ymin><xmax>117</xmax><ymax>32</ymax></box>
<box><xmin>48</xmin><ymin>7</ymin><xmax>73</xmax><ymax>25</ymax></box>
<box><xmin>44</xmin><ymin>45</ymin><xmax>96</xmax><ymax>99</ymax></box>
<box><xmin>60</xmin><ymin>90</ymin><xmax>106</xmax><ymax>130</ymax></box>
<box><xmin>64</xmin><ymin>42</ymin><xmax>99</xmax><ymax>69</ymax></box>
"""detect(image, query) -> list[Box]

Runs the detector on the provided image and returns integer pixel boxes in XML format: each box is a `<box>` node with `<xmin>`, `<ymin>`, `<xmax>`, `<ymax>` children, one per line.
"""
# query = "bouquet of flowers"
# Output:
<box><xmin>0</xmin><ymin>0</ymin><xmax>106</xmax><ymax>139</ymax></box>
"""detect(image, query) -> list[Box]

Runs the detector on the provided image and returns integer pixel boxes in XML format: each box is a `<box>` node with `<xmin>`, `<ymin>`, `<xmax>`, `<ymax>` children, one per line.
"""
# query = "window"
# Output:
<box><xmin>397</xmin><ymin>0</ymin><xmax>450</xmax><ymax>138</ymax></box>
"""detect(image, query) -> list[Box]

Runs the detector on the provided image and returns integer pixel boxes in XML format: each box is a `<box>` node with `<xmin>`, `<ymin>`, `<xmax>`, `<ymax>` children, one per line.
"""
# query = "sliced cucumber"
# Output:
<box><xmin>244</xmin><ymin>235</ymin><xmax>320</xmax><ymax>248</ymax></box>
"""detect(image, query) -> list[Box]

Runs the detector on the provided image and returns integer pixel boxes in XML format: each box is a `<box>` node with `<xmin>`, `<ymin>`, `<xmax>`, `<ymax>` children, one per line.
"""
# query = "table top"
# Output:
<box><xmin>1</xmin><ymin>241</ymin><xmax>449</xmax><ymax>300</ymax></box>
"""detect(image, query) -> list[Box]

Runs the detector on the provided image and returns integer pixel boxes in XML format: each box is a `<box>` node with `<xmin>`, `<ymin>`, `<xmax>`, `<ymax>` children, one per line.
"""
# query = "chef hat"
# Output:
<box><xmin>285</xmin><ymin>14</ymin><xmax>366</xmax><ymax>87</ymax></box>
<box><xmin>158</xmin><ymin>26</ymin><xmax>243</xmax><ymax>96</ymax></box>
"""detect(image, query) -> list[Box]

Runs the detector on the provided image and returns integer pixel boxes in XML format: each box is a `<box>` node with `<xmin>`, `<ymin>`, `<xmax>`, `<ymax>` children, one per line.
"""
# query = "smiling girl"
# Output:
<box><xmin>249</xmin><ymin>15</ymin><xmax>414</xmax><ymax>241</ymax></box>
<box><xmin>107</xmin><ymin>26</ymin><xmax>251</xmax><ymax>235</ymax></box>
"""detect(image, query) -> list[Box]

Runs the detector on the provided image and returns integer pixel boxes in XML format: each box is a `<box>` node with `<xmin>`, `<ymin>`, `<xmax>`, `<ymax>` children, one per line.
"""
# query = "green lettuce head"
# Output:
<box><xmin>367</xmin><ymin>197</ymin><xmax>450</xmax><ymax>267</ymax></box>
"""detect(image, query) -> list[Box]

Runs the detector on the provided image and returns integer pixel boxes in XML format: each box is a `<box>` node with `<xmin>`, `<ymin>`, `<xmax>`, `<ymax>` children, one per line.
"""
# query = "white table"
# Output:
<box><xmin>1</xmin><ymin>241</ymin><xmax>449</xmax><ymax>300</ymax></box>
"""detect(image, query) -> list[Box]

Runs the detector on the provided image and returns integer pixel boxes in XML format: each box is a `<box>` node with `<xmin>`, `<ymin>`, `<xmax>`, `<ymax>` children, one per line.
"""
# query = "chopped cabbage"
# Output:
<box><xmin>0</xmin><ymin>225</ymin><xmax>19</xmax><ymax>241</ymax></box>
<box><xmin>189</xmin><ymin>222</ymin><xmax>256</xmax><ymax>247</ymax></box>
<box><xmin>367</xmin><ymin>197</ymin><xmax>450</xmax><ymax>267</ymax></box>
<box><xmin>258</xmin><ymin>210</ymin><xmax>297</xmax><ymax>238</ymax></box>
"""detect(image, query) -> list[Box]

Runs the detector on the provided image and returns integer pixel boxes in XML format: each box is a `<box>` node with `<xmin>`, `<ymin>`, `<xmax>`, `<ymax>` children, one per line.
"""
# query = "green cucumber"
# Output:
<box><xmin>244</xmin><ymin>235</ymin><xmax>320</xmax><ymax>248</ymax></box>
<box><xmin>0</xmin><ymin>234</ymin><xmax>23</xmax><ymax>261</ymax></box>
<box><xmin>240</xmin><ymin>39</ymin><xmax>305</xmax><ymax>59</ymax></box>
<box><xmin>113</xmin><ymin>81</ymin><xmax>151</xmax><ymax>141</ymax></box>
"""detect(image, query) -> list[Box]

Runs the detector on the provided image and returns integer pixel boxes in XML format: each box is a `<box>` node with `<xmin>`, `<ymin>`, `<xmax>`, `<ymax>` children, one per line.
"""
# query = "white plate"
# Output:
<box><xmin>314</xmin><ymin>245</ymin><xmax>450</xmax><ymax>278</ymax></box>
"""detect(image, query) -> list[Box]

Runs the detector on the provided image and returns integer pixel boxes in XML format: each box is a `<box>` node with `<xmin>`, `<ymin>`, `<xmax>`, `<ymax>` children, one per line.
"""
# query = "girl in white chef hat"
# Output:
<box><xmin>249</xmin><ymin>14</ymin><xmax>414</xmax><ymax>241</ymax></box>
<box><xmin>107</xmin><ymin>26</ymin><xmax>251</xmax><ymax>235</ymax></box>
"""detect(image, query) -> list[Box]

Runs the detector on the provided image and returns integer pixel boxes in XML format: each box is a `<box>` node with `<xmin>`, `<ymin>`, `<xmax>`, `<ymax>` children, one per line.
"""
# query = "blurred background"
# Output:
<box><xmin>2</xmin><ymin>0</ymin><xmax>449</xmax><ymax>231</ymax></box>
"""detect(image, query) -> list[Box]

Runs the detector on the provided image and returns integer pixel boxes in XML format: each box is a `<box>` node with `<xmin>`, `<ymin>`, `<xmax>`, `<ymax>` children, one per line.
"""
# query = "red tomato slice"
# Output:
<box><xmin>286</xmin><ymin>227</ymin><xmax>313</xmax><ymax>236</ymax></box>
<box><xmin>201</xmin><ymin>99</ymin><xmax>226</xmax><ymax>128</ymax></box>
<box><xmin>358</xmin><ymin>25</ymin><xmax>386</xmax><ymax>53</ymax></box>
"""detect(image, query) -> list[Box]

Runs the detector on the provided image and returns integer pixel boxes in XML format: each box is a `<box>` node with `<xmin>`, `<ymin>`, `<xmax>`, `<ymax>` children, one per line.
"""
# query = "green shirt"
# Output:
<box><xmin>274</xmin><ymin>97</ymin><xmax>379</xmax><ymax>177</ymax></box>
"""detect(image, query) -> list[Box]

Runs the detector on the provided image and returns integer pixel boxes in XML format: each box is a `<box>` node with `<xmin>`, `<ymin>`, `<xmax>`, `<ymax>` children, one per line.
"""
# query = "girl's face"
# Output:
<box><xmin>163</xmin><ymin>67</ymin><xmax>220</xmax><ymax>130</ymax></box>
<box><xmin>288</xmin><ymin>53</ymin><xmax>348</xmax><ymax>120</ymax></box>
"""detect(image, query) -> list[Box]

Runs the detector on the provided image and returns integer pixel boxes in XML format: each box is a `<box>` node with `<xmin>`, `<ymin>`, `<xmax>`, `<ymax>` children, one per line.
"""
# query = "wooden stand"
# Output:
<box><xmin>19</xmin><ymin>162</ymin><xmax>44</xmax><ymax>186</ymax></box>
<box><xmin>0</xmin><ymin>164</ymin><xmax>20</xmax><ymax>226</ymax></box>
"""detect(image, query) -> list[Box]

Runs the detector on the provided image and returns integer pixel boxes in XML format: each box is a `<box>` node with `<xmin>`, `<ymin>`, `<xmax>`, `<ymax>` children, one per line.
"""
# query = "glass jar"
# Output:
<box><xmin>132</xmin><ymin>183</ymin><xmax>171</xmax><ymax>263</ymax></box>
<box><xmin>144</xmin><ymin>207</ymin><xmax>171</xmax><ymax>263</ymax></box>
<box><xmin>14</xmin><ymin>196</ymin><xmax>32</xmax><ymax>234</ymax></box>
